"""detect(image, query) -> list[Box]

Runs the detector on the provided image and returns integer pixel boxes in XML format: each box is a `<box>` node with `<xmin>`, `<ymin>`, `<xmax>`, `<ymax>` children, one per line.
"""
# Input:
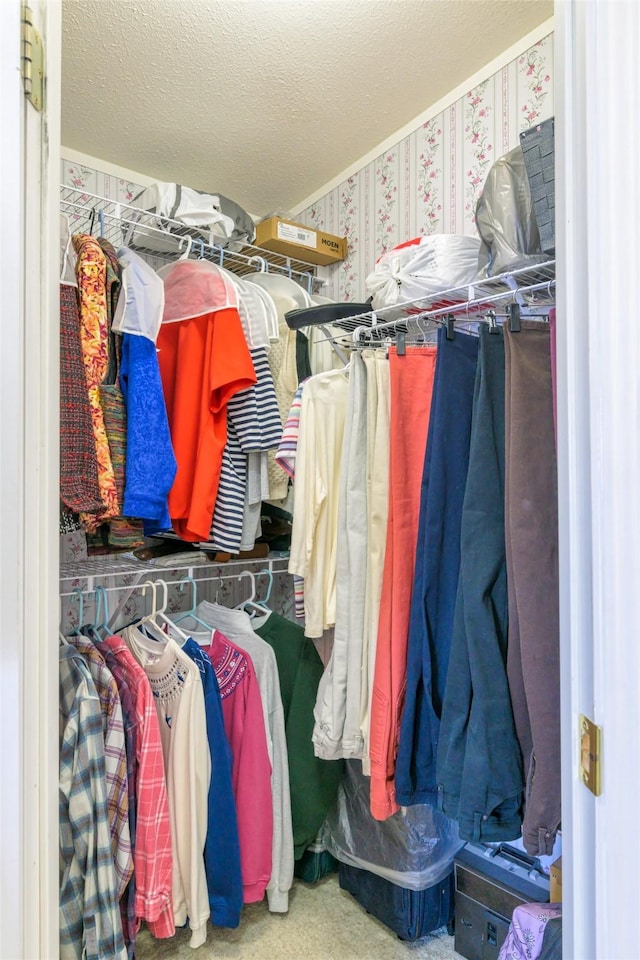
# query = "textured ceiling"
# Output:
<box><xmin>62</xmin><ymin>0</ymin><xmax>553</xmax><ymax>216</ymax></box>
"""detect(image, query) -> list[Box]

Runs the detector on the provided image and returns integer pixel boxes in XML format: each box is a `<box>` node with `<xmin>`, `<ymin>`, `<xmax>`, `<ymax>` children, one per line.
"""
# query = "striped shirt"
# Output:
<box><xmin>209</xmin><ymin>421</ymin><xmax>247</xmax><ymax>553</ymax></box>
<box><xmin>59</xmin><ymin>646</ymin><xmax>127</xmax><ymax>960</ymax></box>
<box><xmin>275</xmin><ymin>381</ymin><xmax>306</xmax><ymax>479</ymax></box>
<box><xmin>208</xmin><ymin>346</ymin><xmax>282</xmax><ymax>553</ymax></box>
<box><xmin>101</xmin><ymin>636</ymin><xmax>175</xmax><ymax>939</ymax></box>
<box><xmin>227</xmin><ymin>347</ymin><xmax>282</xmax><ymax>452</ymax></box>
<box><xmin>69</xmin><ymin>634</ymin><xmax>132</xmax><ymax>900</ymax></box>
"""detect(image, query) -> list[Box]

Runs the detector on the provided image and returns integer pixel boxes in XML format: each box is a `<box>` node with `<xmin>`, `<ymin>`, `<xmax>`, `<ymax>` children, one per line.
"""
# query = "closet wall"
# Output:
<box><xmin>60</xmin><ymin>160</ymin><xmax>148</xmax><ymax>212</ymax></box>
<box><xmin>295</xmin><ymin>31</ymin><xmax>554</xmax><ymax>301</ymax></box>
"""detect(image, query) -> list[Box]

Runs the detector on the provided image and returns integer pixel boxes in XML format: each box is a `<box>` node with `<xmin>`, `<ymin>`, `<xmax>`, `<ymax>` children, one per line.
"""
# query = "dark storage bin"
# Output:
<box><xmin>454</xmin><ymin>843</ymin><xmax>549</xmax><ymax>960</ymax></box>
<box><xmin>338</xmin><ymin>861</ymin><xmax>454</xmax><ymax>941</ymax></box>
<box><xmin>520</xmin><ymin>117</ymin><xmax>555</xmax><ymax>255</ymax></box>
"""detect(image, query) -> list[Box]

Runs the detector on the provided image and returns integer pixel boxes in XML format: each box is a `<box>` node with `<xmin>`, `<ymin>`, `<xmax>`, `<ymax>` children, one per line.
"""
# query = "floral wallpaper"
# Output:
<box><xmin>61</xmin><ymin>160</ymin><xmax>146</xmax><ymax>206</ymax></box>
<box><xmin>298</xmin><ymin>33</ymin><xmax>554</xmax><ymax>300</ymax></box>
<box><xmin>464</xmin><ymin>80</ymin><xmax>493</xmax><ymax>224</ymax></box>
<box><xmin>417</xmin><ymin>117</ymin><xmax>444</xmax><ymax>234</ymax></box>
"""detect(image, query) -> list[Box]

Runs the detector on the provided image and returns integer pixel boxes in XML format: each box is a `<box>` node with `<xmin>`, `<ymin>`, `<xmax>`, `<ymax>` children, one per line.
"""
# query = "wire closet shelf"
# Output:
<box><xmin>332</xmin><ymin>259</ymin><xmax>556</xmax><ymax>342</ymax></box>
<box><xmin>60</xmin><ymin>185</ymin><xmax>324</xmax><ymax>293</ymax></box>
<box><xmin>59</xmin><ymin>552</ymin><xmax>292</xmax><ymax>595</ymax></box>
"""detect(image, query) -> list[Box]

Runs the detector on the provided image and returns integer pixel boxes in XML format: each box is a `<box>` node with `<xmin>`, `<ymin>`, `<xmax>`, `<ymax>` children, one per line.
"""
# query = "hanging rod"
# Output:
<box><xmin>59</xmin><ymin>551</ymin><xmax>291</xmax><ymax>585</ymax></box>
<box><xmin>59</xmin><ymin>567</ymin><xmax>284</xmax><ymax>600</ymax></box>
<box><xmin>350</xmin><ymin>271</ymin><xmax>555</xmax><ymax>344</ymax></box>
<box><xmin>60</xmin><ymin>185</ymin><xmax>324</xmax><ymax>292</ymax></box>
<box><xmin>329</xmin><ymin>259</ymin><xmax>556</xmax><ymax>335</ymax></box>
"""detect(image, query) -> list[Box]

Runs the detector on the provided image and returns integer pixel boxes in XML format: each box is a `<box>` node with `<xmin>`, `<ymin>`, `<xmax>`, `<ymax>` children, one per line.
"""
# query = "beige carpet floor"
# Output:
<box><xmin>136</xmin><ymin>874</ymin><xmax>465</xmax><ymax>960</ymax></box>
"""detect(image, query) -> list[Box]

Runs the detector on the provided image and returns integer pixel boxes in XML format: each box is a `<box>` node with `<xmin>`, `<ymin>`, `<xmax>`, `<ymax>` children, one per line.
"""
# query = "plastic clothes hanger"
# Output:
<box><xmin>256</xmin><ymin>569</ymin><xmax>274</xmax><ymax>609</ymax></box>
<box><xmin>177</xmin><ymin>234</ymin><xmax>193</xmax><ymax>260</ymax></box>
<box><xmin>68</xmin><ymin>589</ymin><xmax>85</xmax><ymax>636</ymax></box>
<box><xmin>248</xmin><ymin>255</ymin><xmax>269</xmax><ymax>274</ymax></box>
<box><xmin>173</xmin><ymin>576</ymin><xmax>212</xmax><ymax>631</ymax></box>
<box><xmin>234</xmin><ymin>570</ymin><xmax>265</xmax><ymax>617</ymax></box>
<box><xmin>93</xmin><ymin>585</ymin><xmax>111</xmax><ymax>638</ymax></box>
<box><xmin>234</xmin><ymin>570</ymin><xmax>256</xmax><ymax>608</ymax></box>
<box><xmin>137</xmin><ymin>579</ymin><xmax>171</xmax><ymax>644</ymax></box>
<box><xmin>153</xmin><ymin>578</ymin><xmax>190</xmax><ymax>643</ymax></box>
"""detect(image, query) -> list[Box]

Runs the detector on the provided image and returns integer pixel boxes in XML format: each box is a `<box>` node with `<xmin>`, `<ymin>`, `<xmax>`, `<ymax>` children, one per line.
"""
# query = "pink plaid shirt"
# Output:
<box><xmin>103</xmin><ymin>636</ymin><xmax>174</xmax><ymax>938</ymax></box>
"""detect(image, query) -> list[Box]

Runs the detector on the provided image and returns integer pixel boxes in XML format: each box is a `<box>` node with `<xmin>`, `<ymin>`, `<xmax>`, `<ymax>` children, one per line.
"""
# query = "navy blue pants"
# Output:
<box><xmin>436</xmin><ymin>327</ymin><xmax>524</xmax><ymax>842</ymax></box>
<box><xmin>395</xmin><ymin>328</ymin><xmax>478</xmax><ymax>807</ymax></box>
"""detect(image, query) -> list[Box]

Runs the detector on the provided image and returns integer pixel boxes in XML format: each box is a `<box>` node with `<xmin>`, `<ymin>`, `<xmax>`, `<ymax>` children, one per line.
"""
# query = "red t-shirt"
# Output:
<box><xmin>158</xmin><ymin>263</ymin><xmax>256</xmax><ymax>541</ymax></box>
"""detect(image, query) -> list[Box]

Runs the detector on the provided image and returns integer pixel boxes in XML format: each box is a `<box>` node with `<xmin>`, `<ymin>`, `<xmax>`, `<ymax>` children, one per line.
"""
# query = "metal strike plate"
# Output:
<box><xmin>579</xmin><ymin>714</ymin><xmax>602</xmax><ymax>796</ymax></box>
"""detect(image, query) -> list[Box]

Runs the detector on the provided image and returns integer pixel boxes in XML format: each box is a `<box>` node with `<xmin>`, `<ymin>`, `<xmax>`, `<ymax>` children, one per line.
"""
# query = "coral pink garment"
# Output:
<box><xmin>202</xmin><ymin>630</ymin><xmax>273</xmax><ymax>904</ymax></box>
<box><xmin>368</xmin><ymin>347</ymin><xmax>437</xmax><ymax>820</ymax></box>
<box><xmin>101</xmin><ymin>636</ymin><xmax>174</xmax><ymax>938</ymax></box>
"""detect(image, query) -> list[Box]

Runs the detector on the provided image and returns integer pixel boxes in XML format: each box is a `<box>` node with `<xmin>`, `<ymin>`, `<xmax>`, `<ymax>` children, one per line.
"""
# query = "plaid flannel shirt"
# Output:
<box><xmin>70</xmin><ymin>634</ymin><xmax>133</xmax><ymax>899</ymax></box>
<box><xmin>93</xmin><ymin>637</ymin><xmax>139</xmax><ymax>960</ymax></box>
<box><xmin>59</xmin><ymin>646</ymin><xmax>127</xmax><ymax>960</ymax></box>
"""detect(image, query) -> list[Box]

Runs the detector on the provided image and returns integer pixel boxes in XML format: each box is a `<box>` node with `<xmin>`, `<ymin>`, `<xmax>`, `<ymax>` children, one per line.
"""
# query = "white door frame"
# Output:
<box><xmin>556</xmin><ymin>1</ymin><xmax>640</xmax><ymax>957</ymax></box>
<box><xmin>0</xmin><ymin>2</ymin><xmax>61</xmax><ymax>958</ymax></box>
<box><xmin>3</xmin><ymin>1</ymin><xmax>640</xmax><ymax>958</ymax></box>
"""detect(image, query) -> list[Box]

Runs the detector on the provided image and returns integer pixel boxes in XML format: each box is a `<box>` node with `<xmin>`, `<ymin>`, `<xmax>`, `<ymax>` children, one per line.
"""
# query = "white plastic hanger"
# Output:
<box><xmin>234</xmin><ymin>570</ymin><xmax>265</xmax><ymax>617</ymax></box>
<box><xmin>138</xmin><ymin>579</ymin><xmax>172</xmax><ymax>644</ymax></box>
<box><xmin>177</xmin><ymin>234</ymin><xmax>193</xmax><ymax>260</ymax></box>
<box><xmin>154</xmin><ymin>578</ymin><xmax>191</xmax><ymax>643</ymax></box>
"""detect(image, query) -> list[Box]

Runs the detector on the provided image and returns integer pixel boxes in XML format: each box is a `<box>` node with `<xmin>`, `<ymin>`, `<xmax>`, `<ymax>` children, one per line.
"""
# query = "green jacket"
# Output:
<box><xmin>254</xmin><ymin>612</ymin><xmax>344</xmax><ymax>858</ymax></box>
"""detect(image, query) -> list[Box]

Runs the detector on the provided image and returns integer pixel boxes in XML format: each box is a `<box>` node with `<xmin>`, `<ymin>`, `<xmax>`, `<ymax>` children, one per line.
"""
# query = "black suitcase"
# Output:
<box><xmin>338</xmin><ymin>862</ymin><xmax>455</xmax><ymax>941</ymax></box>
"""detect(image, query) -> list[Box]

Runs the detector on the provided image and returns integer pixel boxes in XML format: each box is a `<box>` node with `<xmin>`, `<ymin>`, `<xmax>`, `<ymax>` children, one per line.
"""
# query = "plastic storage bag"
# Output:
<box><xmin>365</xmin><ymin>234</ymin><xmax>482</xmax><ymax>317</ymax></box>
<box><xmin>475</xmin><ymin>144</ymin><xmax>546</xmax><ymax>276</ymax></box>
<box><xmin>323</xmin><ymin>761</ymin><xmax>463</xmax><ymax>891</ymax></box>
<box><xmin>128</xmin><ymin>181</ymin><xmax>255</xmax><ymax>253</ymax></box>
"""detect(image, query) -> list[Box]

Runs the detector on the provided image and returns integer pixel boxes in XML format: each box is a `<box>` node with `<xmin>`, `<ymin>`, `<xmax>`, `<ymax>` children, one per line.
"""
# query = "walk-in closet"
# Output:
<box><xmin>2</xmin><ymin>2</ymin><xmax>640</xmax><ymax>960</ymax></box>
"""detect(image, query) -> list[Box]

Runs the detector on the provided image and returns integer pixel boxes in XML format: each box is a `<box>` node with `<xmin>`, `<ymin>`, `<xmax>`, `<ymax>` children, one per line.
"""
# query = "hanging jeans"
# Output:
<box><xmin>394</xmin><ymin>329</ymin><xmax>478</xmax><ymax>809</ymax></box>
<box><xmin>369</xmin><ymin>346</ymin><xmax>437</xmax><ymax>821</ymax></box>
<box><xmin>504</xmin><ymin>322</ymin><xmax>560</xmax><ymax>857</ymax></box>
<box><xmin>436</xmin><ymin>327</ymin><xmax>524</xmax><ymax>842</ymax></box>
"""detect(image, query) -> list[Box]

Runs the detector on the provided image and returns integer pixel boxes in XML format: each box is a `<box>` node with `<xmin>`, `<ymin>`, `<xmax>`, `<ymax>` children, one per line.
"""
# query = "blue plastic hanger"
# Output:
<box><xmin>173</xmin><ymin>576</ymin><xmax>212</xmax><ymax>631</ymax></box>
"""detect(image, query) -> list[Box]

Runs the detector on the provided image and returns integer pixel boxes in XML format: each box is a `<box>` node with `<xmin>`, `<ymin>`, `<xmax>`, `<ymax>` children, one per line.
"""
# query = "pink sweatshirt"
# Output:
<box><xmin>202</xmin><ymin>630</ymin><xmax>273</xmax><ymax>904</ymax></box>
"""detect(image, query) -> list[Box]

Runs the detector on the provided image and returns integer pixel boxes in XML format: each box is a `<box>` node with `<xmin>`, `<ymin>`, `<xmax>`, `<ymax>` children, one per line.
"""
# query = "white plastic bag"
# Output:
<box><xmin>125</xmin><ymin>181</ymin><xmax>236</xmax><ymax>254</ymax></box>
<box><xmin>365</xmin><ymin>234</ymin><xmax>482</xmax><ymax>317</ymax></box>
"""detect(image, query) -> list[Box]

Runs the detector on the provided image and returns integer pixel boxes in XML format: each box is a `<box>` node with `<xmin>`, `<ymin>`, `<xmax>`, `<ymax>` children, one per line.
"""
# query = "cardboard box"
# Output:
<box><xmin>549</xmin><ymin>856</ymin><xmax>562</xmax><ymax>903</ymax></box>
<box><xmin>255</xmin><ymin>216</ymin><xmax>347</xmax><ymax>266</ymax></box>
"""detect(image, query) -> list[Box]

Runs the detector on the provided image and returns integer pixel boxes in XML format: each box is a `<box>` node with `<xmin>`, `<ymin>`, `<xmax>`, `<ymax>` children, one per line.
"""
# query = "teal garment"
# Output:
<box><xmin>253</xmin><ymin>612</ymin><xmax>344</xmax><ymax>859</ymax></box>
